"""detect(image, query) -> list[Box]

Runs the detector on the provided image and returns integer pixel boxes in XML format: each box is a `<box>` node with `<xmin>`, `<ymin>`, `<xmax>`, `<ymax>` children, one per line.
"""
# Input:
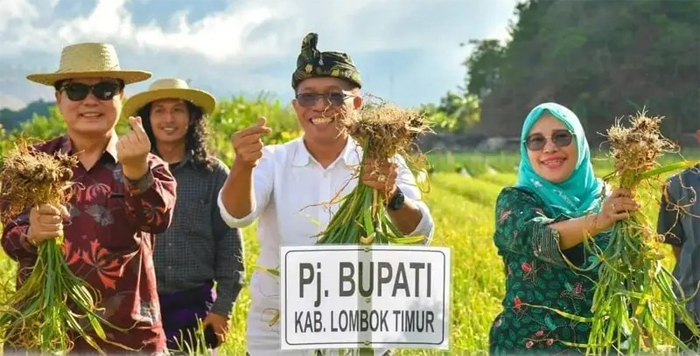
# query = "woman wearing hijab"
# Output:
<box><xmin>489</xmin><ymin>103</ymin><xmax>640</xmax><ymax>354</ymax></box>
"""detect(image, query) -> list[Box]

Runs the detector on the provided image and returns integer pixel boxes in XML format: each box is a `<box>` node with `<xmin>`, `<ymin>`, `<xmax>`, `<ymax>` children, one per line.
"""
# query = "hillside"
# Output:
<box><xmin>465</xmin><ymin>0</ymin><xmax>699</xmax><ymax>142</ymax></box>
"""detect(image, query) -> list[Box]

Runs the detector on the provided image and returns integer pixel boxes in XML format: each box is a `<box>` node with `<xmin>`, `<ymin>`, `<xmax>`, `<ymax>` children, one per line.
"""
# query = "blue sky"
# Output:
<box><xmin>0</xmin><ymin>0</ymin><xmax>518</xmax><ymax>110</ymax></box>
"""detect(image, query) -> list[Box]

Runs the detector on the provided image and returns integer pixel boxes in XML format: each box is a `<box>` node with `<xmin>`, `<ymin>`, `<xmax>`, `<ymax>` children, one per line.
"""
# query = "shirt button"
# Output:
<box><xmin>168</xmin><ymin>266</ymin><xmax>172</xmax><ymax>270</ymax></box>
<box><xmin>168</xmin><ymin>243</ymin><xmax>172</xmax><ymax>247</ymax></box>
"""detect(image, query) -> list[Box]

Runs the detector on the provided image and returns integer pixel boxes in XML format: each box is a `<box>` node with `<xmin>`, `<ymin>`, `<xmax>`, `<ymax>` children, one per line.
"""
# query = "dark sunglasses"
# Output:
<box><xmin>295</xmin><ymin>92</ymin><xmax>354</xmax><ymax>107</ymax></box>
<box><xmin>525</xmin><ymin>129</ymin><xmax>575</xmax><ymax>151</ymax></box>
<box><xmin>60</xmin><ymin>81</ymin><xmax>121</xmax><ymax>101</ymax></box>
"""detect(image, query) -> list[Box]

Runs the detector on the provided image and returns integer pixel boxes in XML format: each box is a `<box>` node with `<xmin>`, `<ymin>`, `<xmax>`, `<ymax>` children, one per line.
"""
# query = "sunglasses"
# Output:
<box><xmin>60</xmin><ymin>81</ymin><xmax>122</xmax><ymax>101</ymax></box>
<box><xmin>295</xmin><ymin>92</ymin><xmax>354</xmax><ymax>108</ymax></box>
<box><xmin>525</xmin><ymin>129</ymin><xmax>575</xmax><ymax>151</ymax></box>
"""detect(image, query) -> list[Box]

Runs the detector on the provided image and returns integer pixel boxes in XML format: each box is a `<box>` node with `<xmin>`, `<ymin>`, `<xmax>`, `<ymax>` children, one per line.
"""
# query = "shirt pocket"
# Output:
<box><xmin>103</xmin><ymin>188</ymin><xmax>141</xmax><ymax>253</ymax></box>
<box><xmin>182</xmin><ymin>190</ymin><xmax>211</xmax><ymax>238</ymax></box>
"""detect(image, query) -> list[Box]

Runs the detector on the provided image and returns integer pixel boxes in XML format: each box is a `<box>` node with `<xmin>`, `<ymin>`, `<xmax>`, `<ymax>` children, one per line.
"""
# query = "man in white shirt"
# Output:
<box><xmin>218</xmin><ymin>32</ymin><xmax>435</xmax><ymax>356</ymax></box>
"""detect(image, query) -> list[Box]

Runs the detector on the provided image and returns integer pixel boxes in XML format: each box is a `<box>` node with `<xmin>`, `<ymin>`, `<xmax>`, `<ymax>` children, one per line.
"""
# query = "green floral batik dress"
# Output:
<box><xmin>489</xmin><ymin>187</ymin><xmax>607</xmax><ymax>355</ymax></box>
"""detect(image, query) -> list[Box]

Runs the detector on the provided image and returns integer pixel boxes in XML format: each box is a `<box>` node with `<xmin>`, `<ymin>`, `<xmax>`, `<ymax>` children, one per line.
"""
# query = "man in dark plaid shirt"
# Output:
<box><xmin>657</xmin><ymin>129</ymin><xmax>700</xmax><ymax>348</ymax></box>
<box><xmin>123</xmin><ymin>78</ymin><xmax>245</xmax><ymax>351</ymax></box>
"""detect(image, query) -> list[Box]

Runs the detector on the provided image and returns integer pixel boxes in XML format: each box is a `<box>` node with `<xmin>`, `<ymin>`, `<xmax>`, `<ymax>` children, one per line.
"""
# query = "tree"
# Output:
<box><xmin>423</xmin><ymin>90</ymin><xmax>481</xmax><ymax>133</ymax></box>
<box><xmin>461</xmin><ymin>0</ymin><xmax>699</xmax><ymax>143</ymax></box>
<box><xmin>0</xmin><ymin>100</ymin><xmax>53</xmax><ymax>131</ymax></box>
<box><xmin>465</xmin><ymin>40</ymin><xmax>505</xmax><ymax>99</ymax></box>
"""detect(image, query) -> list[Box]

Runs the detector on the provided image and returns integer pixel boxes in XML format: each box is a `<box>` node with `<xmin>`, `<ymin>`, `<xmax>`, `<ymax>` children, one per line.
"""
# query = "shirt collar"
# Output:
<box><xmin>292</xmin><ymin>136</ymin><xmax>362</xmax><ymax>168</ymax></box>
<box><xmin>342</xmin><ymin>138</ymin><xmax>362</xmax><ymax>167</ymax></box>
<box><xmin>60</xmin><ymin>132</ymin><xmax>119</xmax><ymax>163</ymax></box>
<box><xmin>167</xmin><ymin>150</ymin><xmax>196</xmax><ymax>171</ymax></box>
<box><xmin>291</xmin><ymin>138</ymin><xmax>309</xmax><ymax>167</ymax></box>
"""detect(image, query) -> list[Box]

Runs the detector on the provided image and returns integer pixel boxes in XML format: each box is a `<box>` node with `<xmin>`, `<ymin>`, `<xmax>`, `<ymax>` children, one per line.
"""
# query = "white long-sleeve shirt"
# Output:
<box><xmin>218</xmin><ymin>137</ymin><xmax>435</xmax><ymax>356</ymax></box>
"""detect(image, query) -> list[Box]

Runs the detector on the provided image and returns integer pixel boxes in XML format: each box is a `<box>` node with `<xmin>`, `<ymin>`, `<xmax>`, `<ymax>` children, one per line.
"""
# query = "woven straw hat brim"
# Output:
<box><xmin>27</xmin><ymin>70</ymin><xmax>151</xmax><ymax>86</ymax></box>
<box><xmin>123</xmin><ymin>88</ymin><xmax>217</xmax><ymax>118</ymax></box>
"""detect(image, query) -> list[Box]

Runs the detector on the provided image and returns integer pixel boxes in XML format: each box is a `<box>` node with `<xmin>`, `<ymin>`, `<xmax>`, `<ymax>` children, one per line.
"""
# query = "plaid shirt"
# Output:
<box><xmin>1</xmin><ymin>134</ymin><xmax>177</xmax><ymax>354</ymax></box>
<box><xmin>658</xmin><ymin>164</ymin><xmax>700</xmax><ymax>321</ymax></box>
<box><xmin>153</xmin><ymin>154</ymin><xmax>244</xmax><ymax>317</ymax></box>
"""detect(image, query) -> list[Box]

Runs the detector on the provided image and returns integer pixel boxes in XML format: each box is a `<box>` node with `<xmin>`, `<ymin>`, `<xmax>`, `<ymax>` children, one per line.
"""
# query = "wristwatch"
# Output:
<box><xmin>387</xmin><ymin>187</ymin><xmax>405</xmax><ymax>211</ymax></box>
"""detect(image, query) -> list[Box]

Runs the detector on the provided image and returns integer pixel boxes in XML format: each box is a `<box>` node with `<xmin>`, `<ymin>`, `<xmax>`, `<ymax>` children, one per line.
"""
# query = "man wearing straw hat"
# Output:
<box><xmin>0</xmin><ymin>42</ymin><xmax>177</xmax><ymax>354</ymax></box>
<box><xmin>123</xmin><ymin>78</ymin><xmax>245</xmax><ymax>352</ymax></box>
<box><xmin>218</xmin><ymin>33</ymin><xmax>434</xmax><ymax>356</ymax></box>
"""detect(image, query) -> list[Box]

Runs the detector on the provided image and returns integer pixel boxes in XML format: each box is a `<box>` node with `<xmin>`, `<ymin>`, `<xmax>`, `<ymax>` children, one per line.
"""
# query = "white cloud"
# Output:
<box><xmin>0</xmin><ymin>0</ymin><xmax>38</xmax><ymax>20</ymax></box>
<box><xmin>43</xmin><ymin>0</ymin><xmax>281</xmax><ymax>62</ymax></box>
<box><xmin>133</xmin><ymin>5</ymin><xmax>279</xmax><ymax>62</ymax></box>
<box><xmin>0</xmin><ymin>0</ymin><xmax>290</xmax><ymax>63</ymax></box>
<box><xmin>57</xmin><ymin>0</ymin><xmax>132</xmax><ymax>40</ymax></box>
<box><xmin>0</xmin><ymin>0</ymin><xmax>519</xmax><ymax>107</ymax></box>
<box><xmin>0</xmin><ymin>0</ymin><xmax>516</xmax><ymax>60</ymax></box>
<box><xmin>0</xmin><ymin>93</ymin><xmax>25</xmax><ymax>110</ymax></box>
<box><xmin>0</xmin><ymin>0</ymin><xmax>39</xmax><ymax>31</ymax></box>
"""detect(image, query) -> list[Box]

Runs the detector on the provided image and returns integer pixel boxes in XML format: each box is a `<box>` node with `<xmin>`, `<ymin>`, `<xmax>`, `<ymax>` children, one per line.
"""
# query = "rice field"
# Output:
<box><xmin>0</xmin><ymin>150</ymin><xmax>697</xmax><ymax>355</ymax></box>
<box><xmin>221</xmin><ymin>151</ymin><xmax>697</xmax><ymax>355</ymax></box>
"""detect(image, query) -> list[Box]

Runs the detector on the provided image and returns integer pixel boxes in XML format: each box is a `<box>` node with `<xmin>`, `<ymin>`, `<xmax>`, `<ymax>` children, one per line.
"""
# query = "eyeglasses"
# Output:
<box><xmin>524</xmin><ymin>129</ymin><xmax>575</xmax><ymax>151</ymax></box>
<box><xmin>295</xmin><ymin>92</ymin><xmax>354</xmax><ymax>108</ymax></box>
<box><xmin>60</xmin><ymin>81</ymin><xmax>121</xmax><ymax>101</ymax></box>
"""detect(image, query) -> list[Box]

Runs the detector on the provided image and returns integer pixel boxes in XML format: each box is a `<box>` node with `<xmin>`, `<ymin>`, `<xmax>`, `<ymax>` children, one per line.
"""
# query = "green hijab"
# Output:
<box><xmin>516</xmin><ymin>102</ymin><xmax>603</xmax><ymax>218</ymax></box>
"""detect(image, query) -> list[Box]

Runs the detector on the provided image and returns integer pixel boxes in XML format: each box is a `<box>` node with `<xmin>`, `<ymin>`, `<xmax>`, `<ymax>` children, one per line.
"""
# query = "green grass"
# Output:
<box><xmin>205</xmin><ymin>150</ymin><xmax>697</xmax><ymax>354</ymax></box>
<box><xmin>0</xmin><ymin>151</ymin><xmax>696</xmax><ymax>354</ymax></box>
<box><xmin>427</xmin><ymin>149</ymin><xmax>700</xmax><ymax>176</ymax></box>
<box><xmin>427</xmin><ymin>152</ymin><xmax>519</xmax><ymax>176</ymax></box>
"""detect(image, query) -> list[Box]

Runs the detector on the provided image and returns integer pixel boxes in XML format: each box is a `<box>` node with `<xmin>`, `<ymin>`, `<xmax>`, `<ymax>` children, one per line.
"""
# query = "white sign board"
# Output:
<box><xmin>280</xmin><ymin>245</ymin><xmax>451</xmax><ymax>350</ymax></box>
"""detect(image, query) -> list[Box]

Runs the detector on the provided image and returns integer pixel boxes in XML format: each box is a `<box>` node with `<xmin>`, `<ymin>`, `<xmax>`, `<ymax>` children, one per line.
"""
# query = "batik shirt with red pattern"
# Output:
<box><xmin>0</xmin><ymin>135</ymin><xmax>177</xmax><ymax>355</ymax></box>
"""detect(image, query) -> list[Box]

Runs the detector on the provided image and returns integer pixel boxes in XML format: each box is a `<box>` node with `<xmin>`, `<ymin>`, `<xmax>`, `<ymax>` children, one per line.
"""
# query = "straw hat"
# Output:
<box><xmin>27</xmin><ymin>42</ymin><xmax>151</xmax><ymax>86</ymax></box>
<box><xmin>122</xmin><ymin>78</ymin><xmax>217</xmax><ymax>118</ymax></box>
